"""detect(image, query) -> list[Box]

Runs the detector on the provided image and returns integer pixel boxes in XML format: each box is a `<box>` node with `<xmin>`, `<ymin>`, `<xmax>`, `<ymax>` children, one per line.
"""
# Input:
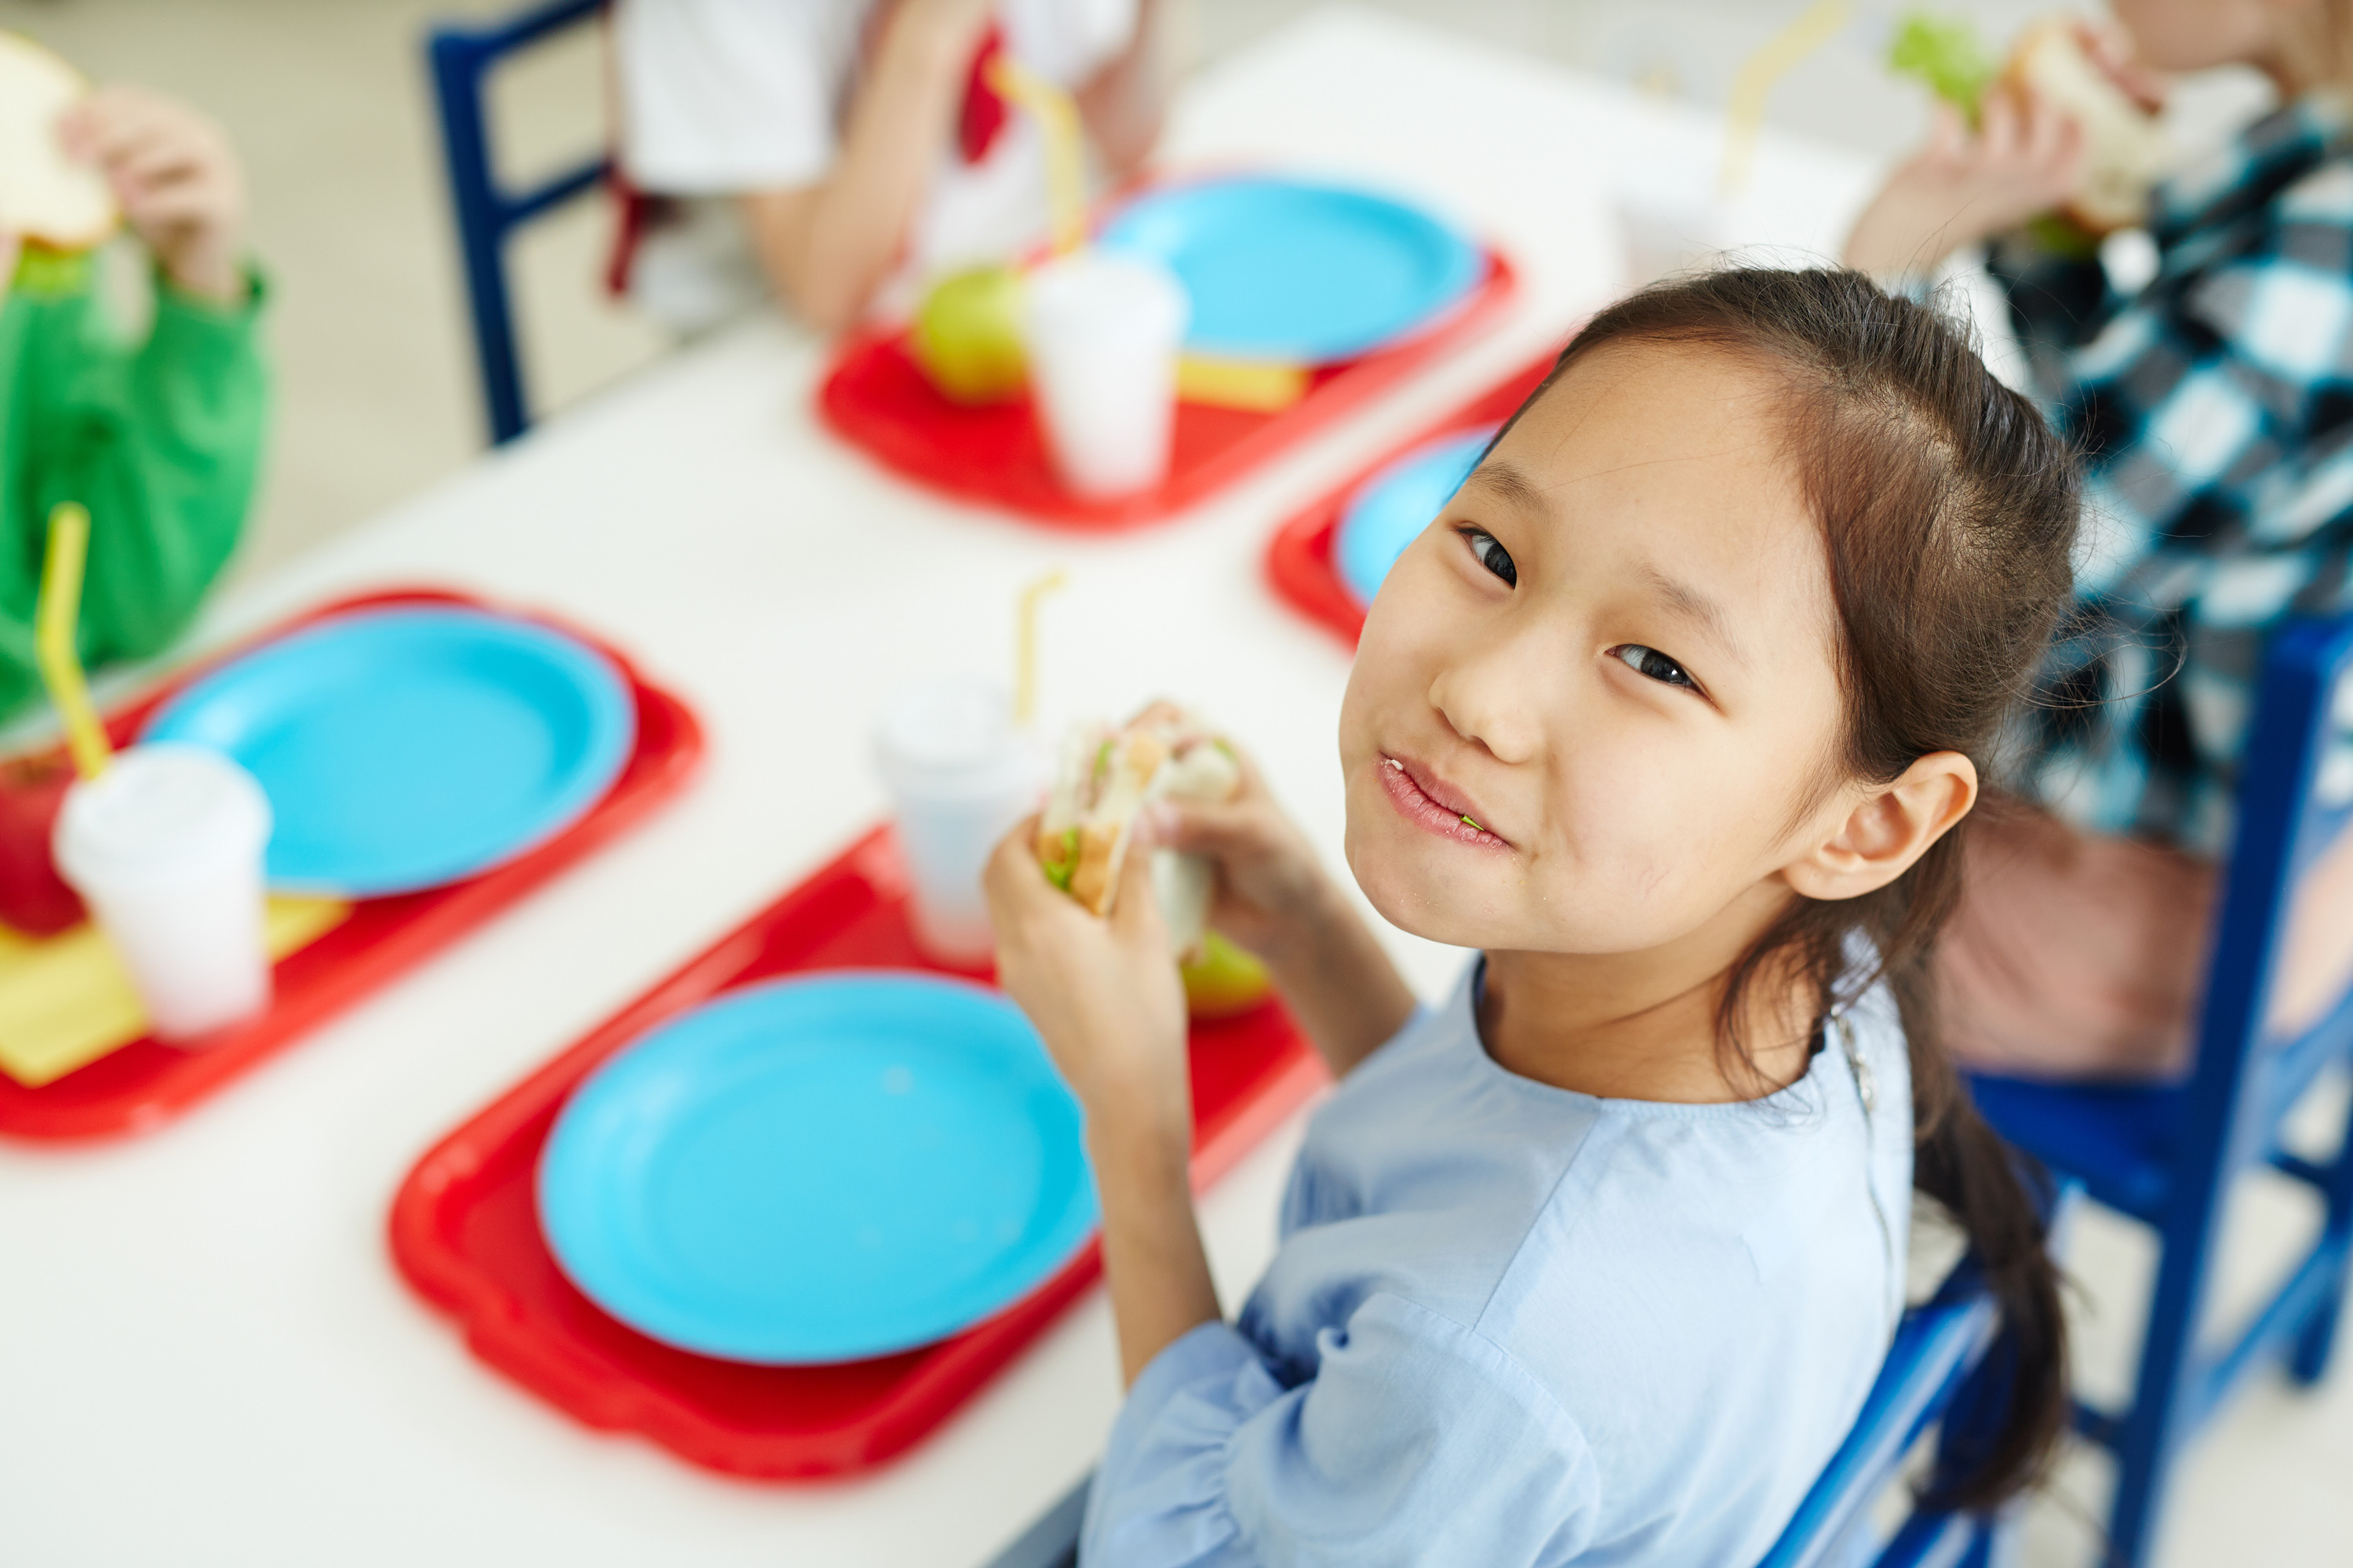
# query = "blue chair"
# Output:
<box><xmin>425</xmin><ymin>0</ymin><xmax>613</xmax><ymax>446</ymax></box>
<box><xmin>1968</xmin><ymin>612</ymin><xmax>2353</xmax><ymax>1566</ymax></box>
<box><xmin>1754</xmin><ymin>1206</ymin><xmax>2067</xmax><ymax>1568</ymax></box>
<box><xmin>982</xmin><ymin>1208</ymin><xmax>2071</xmax><ymax>1568</ymax></box>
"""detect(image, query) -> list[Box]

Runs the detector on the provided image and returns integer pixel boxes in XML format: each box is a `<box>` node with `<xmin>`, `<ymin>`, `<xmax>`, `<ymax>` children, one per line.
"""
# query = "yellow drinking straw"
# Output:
<box><xmin>1719</xmin><ymin>0</ymin><xmax>1852</xmax><ymax>199</ymax></box>
<box><xmin>987</xmin><ymin>55</ymin><xmax>1087</xmax><ymax>257</ymax></box>
<box><xmin>1013</xmin><ymin>569</ymin><xmax>1067</xmax><ymax>729</ymax></box>
<box><xmin>35</xmin><ymin>503</ymin><xmax>112</xmax><ymax>782</ymax></box>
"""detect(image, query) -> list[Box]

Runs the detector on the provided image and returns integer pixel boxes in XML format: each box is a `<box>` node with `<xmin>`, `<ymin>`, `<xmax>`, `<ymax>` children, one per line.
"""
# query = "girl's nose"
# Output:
<box><xmin>1426</xmin><ymin>624</ymin><xmax>1549</xmax><ymax>767</ymax></box>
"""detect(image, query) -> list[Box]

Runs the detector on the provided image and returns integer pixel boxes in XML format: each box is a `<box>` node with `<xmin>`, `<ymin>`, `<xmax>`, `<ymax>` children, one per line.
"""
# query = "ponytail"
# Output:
<box><xmin>1905</xmin><ymin>970</ymin><xmax>2069</xmax><ymax>1508</ymax></box>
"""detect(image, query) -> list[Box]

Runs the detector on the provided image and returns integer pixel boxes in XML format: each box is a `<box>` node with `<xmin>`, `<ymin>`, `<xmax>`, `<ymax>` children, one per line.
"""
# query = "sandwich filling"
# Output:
<box><xmin>1036</xmin><ymin>711</ymin><xmax>1242</xmax><ymax>951</ymax></box>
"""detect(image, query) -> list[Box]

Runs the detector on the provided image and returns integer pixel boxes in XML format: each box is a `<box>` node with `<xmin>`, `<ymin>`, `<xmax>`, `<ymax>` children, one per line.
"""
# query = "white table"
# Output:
<box><xmin>0</xmin><ymin>12</ymin><xmax>1874</xmax><ymax>1565</ymax></box>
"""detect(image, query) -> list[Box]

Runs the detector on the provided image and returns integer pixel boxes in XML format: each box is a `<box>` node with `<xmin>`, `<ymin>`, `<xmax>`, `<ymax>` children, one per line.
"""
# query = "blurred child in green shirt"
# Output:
<box><xmin>1</xmin><ymin>84</ymin><xmax>267</xmax><ymax>722</ymax></box>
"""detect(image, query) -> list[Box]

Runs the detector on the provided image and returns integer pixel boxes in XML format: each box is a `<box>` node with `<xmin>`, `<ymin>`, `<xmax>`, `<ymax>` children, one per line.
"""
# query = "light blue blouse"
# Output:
<box><xmin>1081</xmin><ymin>962</ymin><xmax>1914</xmax><ymax>1567</ymax></box>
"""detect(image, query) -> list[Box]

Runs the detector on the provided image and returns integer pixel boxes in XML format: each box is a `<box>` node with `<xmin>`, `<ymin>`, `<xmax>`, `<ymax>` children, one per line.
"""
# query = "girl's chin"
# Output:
<box><xmin>1345</xmin><ymin>818</ymin><xmax>1513</xmax><ymax>948</ymax></box>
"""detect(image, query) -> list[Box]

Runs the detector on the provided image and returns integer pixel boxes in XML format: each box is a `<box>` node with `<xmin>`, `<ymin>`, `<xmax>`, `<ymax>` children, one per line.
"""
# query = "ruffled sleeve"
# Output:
<box><xmin>1081</xmin><ymin>1293</ymin><xmax>1600</xmax><ymax>1568</ymax></box>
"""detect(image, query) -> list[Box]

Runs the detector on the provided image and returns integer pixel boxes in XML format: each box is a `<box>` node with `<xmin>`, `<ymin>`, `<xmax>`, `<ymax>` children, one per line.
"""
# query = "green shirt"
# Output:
<box><xmin>0</xmin><ymin>250</ymin><xmax>268</xmax><ymax>723</ymax></box>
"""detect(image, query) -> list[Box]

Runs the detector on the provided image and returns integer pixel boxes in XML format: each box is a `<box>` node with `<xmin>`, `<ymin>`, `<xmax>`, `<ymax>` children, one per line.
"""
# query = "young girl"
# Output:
<box><xmin>985</xmin><ymin>269</ymin><xmax>2075</xmax><ymax>1563</ymax></box>
<box><xmin>612</xmin><ymin>0</ymin><xmax>1165</xmax><ymax>333</ymax></box>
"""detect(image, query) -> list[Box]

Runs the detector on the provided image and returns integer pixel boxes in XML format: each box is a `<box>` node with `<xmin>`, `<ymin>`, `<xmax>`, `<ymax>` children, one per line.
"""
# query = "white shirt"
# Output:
<box><xmin>612</xmin><ymin>0</ymin><xmax>1137</xmax><ymax>329</ymax></box>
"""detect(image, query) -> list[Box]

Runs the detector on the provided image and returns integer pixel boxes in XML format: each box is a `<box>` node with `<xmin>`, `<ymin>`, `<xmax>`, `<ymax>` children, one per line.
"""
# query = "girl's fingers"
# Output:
<box><xmin>1146</xmin><ymin>794</ymin><xmax>1277</xmax><ymax>861</ymax></box>
<box><xmin>122</xmin><ymin>184</ymin><xmax>225</xmax><ymax>230</ymax></box>
<box><xmin>1109</xmin><ymin>820</ymin><xmax>1170</xmax><ymax>948</ymax></box>
<box><xmin>2047</xmin><ymin>115</ymin><xmax>2087</xmax><ymax>193</ymax></box>
<box><xmin>2073</xmin><ymin>19</ymin><xmax>2167</xmax><ymax>112</ymax></box>
<box><xmin>78</xmin><ymin>101</ymin><xmax>180</xmax><ymax>163</ymax></box>
<box><xmin>984</xmin><ymin>814</ymin><xmax>1058</xmax><ymax>912</ymax></box>
<box><xmin>1126</xmin><ymin>699</ymin><xmax>1187</xmax><ymax>731</ymax></box>
<box><xmin>115</xmin><ymin>136</ymin><xmax>210</xmax><ymax>184</ymax></box>
<box><xmin>1923</xmin><ymin>101</ymin><xmax>1965</xmax><ymax>162</ymax></box>
<box><xmin>1977</xmin><ymin>89</ymin><xmax>2019</xmax><ymax>165</ymax></box>
<box><xmin>2027</xmin><ymin>91</ymin><xmax>2074</xmax><ymax>169</ymax></box>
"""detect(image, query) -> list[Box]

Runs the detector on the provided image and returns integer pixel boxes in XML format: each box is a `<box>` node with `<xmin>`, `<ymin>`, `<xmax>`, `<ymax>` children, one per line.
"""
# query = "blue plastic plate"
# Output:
<box><xmin>535</xmin><ymin>973</ymin><xmax>1098</xmax><ymax>1365</ymax></box>
<box><xmin>1335</xmin><ymin>425</ymin><xmax>1499</xmax><ymax>607</ymax></box>
<box><xmin>1099</xmin><ymin>176</ymin><xmax>1484</xmax><ymax>362</ymax></box>
<box><xmin>142</xmin><ymin>606</ymin><xmax>635</xmax><ymax>897</ymax></box>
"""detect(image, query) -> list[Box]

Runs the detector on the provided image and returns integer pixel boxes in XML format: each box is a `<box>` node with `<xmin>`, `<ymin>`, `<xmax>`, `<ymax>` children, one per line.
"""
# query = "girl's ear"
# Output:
<box><xmin>1783</xmin><ymin>751</ymin><xmax>1979</xmax><ymax>902</ymax></box>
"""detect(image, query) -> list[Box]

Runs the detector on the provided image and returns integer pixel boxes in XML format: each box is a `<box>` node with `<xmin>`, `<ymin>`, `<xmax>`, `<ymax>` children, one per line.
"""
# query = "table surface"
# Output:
<box><xmin>0</xmin><ymin>10</ymin><xmax>1874</xmax><ymax>1565</ymax></box>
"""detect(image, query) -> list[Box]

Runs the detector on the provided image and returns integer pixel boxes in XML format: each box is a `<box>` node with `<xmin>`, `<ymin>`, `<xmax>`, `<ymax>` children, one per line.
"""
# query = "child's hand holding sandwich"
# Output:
<box><xmin>982</xmin><ymin>711</ymin><xmax>1416</xmax><ymax>1388</ymax></box>
<box><xmin>985</xmin><ymin>713</ymin><xmax>1416</xmax><ymax>1109</ymax></box>
<box><xmin>1845</xmin><ymin>16</ymin><xmax>2167</xmax><ymax>278</ymax></box>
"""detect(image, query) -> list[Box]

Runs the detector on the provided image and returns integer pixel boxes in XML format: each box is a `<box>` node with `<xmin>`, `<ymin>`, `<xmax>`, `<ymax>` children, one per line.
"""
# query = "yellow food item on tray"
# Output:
<box><xmin>0</xmin><ymin>895</ymin><xmax>349</xmax><ymax>1088</ymax></box>
<box><xmin>1177</xmin><ymin>355</ymin><xmax>1309</xmax><ymax>413</ymax></box>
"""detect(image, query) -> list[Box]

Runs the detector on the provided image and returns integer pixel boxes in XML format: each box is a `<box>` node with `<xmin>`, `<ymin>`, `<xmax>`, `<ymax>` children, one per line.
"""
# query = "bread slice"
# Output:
<box><xmin>0</xmin><ymin>35</ymin><xmax>117</xmax><ymax>251</ymax></box>
<box><xmin>2002</xmin><ymin>20</ymin><xmax>2167</xmax><ymax>235</ymax></box>
<box><xmin>1036</xmin><ymin>711</ymin><xmax>1242</xmax><ymax>952</ymax></box>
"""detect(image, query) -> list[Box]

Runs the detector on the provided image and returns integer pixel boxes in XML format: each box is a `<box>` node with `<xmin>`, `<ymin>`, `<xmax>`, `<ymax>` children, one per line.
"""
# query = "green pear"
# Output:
<box><xmin>1182</xmin><ymin>930</ymin><xmax>1275</xmax><ymax>1020</ymax></box>
<box><xmin>912</xmin><ymin>265</ymin><xmax>1029</xmax><ymax>404</ymax></box>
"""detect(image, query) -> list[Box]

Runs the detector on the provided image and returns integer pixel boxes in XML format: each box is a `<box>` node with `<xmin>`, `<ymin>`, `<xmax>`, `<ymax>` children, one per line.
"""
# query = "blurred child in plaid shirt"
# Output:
<box><xmin>1845</xmin><ymin>1</ymin><xmax>2353</xmax><ymax>1075</ymax></box>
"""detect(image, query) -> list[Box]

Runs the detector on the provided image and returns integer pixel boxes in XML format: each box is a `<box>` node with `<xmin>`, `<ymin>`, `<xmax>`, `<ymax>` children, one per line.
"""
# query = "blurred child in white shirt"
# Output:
<box><xmin>612</xmin><ymin>0</ymin><xmax>1165</xmax><ymax>333</ymax></box>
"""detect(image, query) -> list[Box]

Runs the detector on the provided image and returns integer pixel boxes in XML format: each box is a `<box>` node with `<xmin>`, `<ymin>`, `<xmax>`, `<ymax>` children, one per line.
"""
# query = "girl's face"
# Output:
<box><xmin>1339</xmin><ymin>342</ymin><xmax>1853</xmax><ymax>957</ymax></box>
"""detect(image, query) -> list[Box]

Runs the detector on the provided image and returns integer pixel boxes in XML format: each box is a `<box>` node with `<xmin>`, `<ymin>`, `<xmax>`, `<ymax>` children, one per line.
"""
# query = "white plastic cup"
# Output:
<box><xmin>53</xmin><ymin>742</ymin><xmax>274</xmax><ymax>1042</ymax></box>
<box><xmin>1022</xmin><ymin>253</ymin><xmax>1189</xmax><ymax>499</ymax></box>
<box><xmin>874</xmin><ymin>676</ymin><xmax>1046</xmax><ymax>966</ymax></box>
<box><xmin>1613</xmin><ymin>161</ymin><xmax>1742</xmax><ymax>290</ymax></box>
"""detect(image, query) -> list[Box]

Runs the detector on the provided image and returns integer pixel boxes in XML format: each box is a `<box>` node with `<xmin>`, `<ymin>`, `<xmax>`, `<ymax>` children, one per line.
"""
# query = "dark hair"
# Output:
<box><xmin>1496</xmin><ymin>269</ymin><xmax>2077</xmax><ymax>1510</ymax></box>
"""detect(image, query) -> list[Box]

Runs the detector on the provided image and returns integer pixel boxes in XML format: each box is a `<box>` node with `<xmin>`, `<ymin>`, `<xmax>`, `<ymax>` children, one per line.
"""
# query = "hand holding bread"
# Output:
<box><xmin>1846</xmin><ymin>16</ymin><xmax>2167</xmax><ymax>278</ymax></box>
<box><xmin>60</xmin><ymin>85</ymin><xmax>246</xmax><ymax>304</ymax></box>
<box><xmin>985</xmin><ymin>802</ymin><xmax>1192</xmax><ymax>1130</ymax></box>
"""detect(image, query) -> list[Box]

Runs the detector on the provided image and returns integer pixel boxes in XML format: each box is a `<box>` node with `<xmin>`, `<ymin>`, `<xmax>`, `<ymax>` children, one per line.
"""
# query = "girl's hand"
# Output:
<box><xmin>985</xmin><ymin>812</ymin><xmax>1192</xmax><ymax>1137</ymax></box>
<box><xmin>59</xmin><ymin>87</ymin><xmax>246</xmax><ymax>306</ymax></box>
<box><xmin>2072</xmin><ymin>19</ymin><xmax>2166</xmax><ymax>116</ymax></box>
<box><xmin>1841</xmin><ymin>87</ymin><xmax>2085</xmax><ymax>277</ymax></box>
<box><xmin>1142</xmin><ymin>740</ymin><xmax>1335</xmax><ymax>966</ymax></box>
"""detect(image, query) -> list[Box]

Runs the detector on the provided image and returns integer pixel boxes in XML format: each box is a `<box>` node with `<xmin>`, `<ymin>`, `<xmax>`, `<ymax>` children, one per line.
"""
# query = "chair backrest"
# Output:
<box><xmin>2176</xmin><ymin>615</ymin><xmax>2353</xmax><ymax>1237</ymax></box>
<box><xmin>426</xmin><ymin>0</ymin><xmax>613</xmax><ymax>446</ymax></box>
<box><xmin>1756</xmin><ymin>1178</ymin><xmax>2080</xmax><ymax>1568</ymax></box>
<box><xmin>1753</xmin><ymin>1263</ymin><xmax>1997</xmax><ymax>1568</ymax></box>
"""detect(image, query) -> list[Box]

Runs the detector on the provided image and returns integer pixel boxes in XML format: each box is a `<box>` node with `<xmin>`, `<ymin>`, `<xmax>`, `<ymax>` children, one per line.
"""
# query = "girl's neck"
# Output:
<box><xmin>1477</xmin><ymin>911</ymin><xmax>1818</xmax><ymax>1105</ymax></box>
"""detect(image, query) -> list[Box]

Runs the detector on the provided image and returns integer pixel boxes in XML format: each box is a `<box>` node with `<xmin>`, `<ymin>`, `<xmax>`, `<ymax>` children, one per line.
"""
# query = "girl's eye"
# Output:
<box><xmin>1612</xmin><ymin>644</ymin><xmax>1697</xmax><ymax>690</ymax></box>
<box><xmin>1462</xmin><ymin>529</ymin><xmax>1517</xmax><ymax>587</ymax></box>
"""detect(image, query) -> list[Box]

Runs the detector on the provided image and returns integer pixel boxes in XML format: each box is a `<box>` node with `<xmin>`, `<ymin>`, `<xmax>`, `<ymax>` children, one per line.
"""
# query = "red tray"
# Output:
<box><xmin>0</xmin><ymin>589</ymin><xmax>706</xmax><ymax>1142</ymax></box>
<box><xmin>389</xmin><ymin>824</ymin><xmax>1328</xmax><ymax>1480</ymax></box>
<box><xmin>819</xmin><ymin>248</ymin><xmax>1519</xmax><ymax>532</ymax></box>
<box><xmin>1266</xmin><ymin>349</ymin><xmax>1560</xmax><ymax>646</ymax></box>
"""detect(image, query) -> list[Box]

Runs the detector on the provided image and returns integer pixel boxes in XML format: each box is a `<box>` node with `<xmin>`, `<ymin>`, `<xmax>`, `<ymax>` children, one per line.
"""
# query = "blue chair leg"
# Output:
<box><xmin>428</xmin><ymin>29</ymin><xmax>531</xmax><ymax>445</ymax></box>
<box><xmin>2289</xmin><ymin>1090</ymin><xmax>2353</xmax><ymax>1385</ymax></box>
<box><xmin>2103</xmin><ymin>1197</ymin><xmax>2226</xmax><ymax>1568</ymax></box>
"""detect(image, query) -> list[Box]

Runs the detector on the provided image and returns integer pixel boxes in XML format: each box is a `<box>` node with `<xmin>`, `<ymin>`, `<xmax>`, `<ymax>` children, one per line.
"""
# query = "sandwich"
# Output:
<box><xmin>1036</xmin><ymin>709</ymin><xmax>1241</xmax><ymax>955</ymax></box>
<box><xmin>0</xmin><ymin>35</ymin><xmax>118</xmax><ymax>252</ymax></box>
<box><xmin>1890</xmin><ymin>13</ymin><xmax>2167</xmax><ymax>236</ymax></box>
<box><xmin>2002</xmin><ymin>20</ymin><xmax>2168</xmax><ymax>235</ymax></box>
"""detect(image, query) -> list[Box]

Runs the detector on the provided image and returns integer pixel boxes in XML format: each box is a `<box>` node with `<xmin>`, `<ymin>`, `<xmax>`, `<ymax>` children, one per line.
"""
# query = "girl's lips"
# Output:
<box><xmin>1377</xmin><ymin>755</ymin><xmax>1511</xmax><ymax>850</ymax></box>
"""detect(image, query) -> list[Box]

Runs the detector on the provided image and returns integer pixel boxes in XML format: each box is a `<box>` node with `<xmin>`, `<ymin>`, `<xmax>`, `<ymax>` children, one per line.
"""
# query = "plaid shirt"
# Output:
<box><xmin>1992</xmin><ymin>92</ymin><xmax>2353</xmax><ymax>855</ymax></box>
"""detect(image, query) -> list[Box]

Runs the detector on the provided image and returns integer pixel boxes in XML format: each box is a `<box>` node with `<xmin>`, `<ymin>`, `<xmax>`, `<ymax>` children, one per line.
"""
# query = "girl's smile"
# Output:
<box><xmin>1378</xmin><ymin>754</ymin><xmax>1513</xmax><ymax>850</ymax></box>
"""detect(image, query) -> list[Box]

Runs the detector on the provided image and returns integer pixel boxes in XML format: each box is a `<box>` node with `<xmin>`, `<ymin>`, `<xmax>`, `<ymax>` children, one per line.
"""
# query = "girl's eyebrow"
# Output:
<box><xmin>1458</xmin><ymin>459</ymin><xmax>1550</xmax><ymax>515</ymax></box>
<box><xmin>1641</xmin><ymin>565</ymin><xmax>1749</xmax><ymax>667</ymax></box>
